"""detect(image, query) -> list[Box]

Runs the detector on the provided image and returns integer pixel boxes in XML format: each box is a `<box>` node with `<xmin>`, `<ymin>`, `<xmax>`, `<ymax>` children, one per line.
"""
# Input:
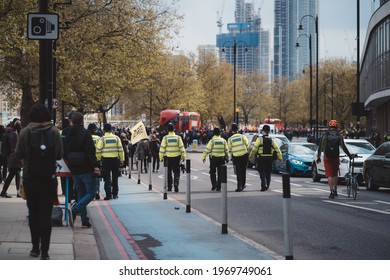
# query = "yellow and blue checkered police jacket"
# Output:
<box><xmin>159</xmin><ymin>132</ymin><xmax>186</xmax><ymax>161</ymax></box>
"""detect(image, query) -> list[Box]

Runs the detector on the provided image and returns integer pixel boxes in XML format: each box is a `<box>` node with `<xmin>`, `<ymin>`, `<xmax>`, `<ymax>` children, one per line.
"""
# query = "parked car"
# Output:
<box><xmin>312</xmin><ymin>138</ymin><xmax>376</xmax><ymax>185</ymax></box>
<box><xmin>274</xmin><ymin>142</ymin><xmax>318</xmax><ymax>176</ymax></box>
<box><xmin>363</xmin><ymin>141</ymin><xmax>390</xmax><ymax>190</ymax></box>
<box><xmin>247</xmin><ymin>135</ymin><xmax>285</xmax><ymax>168</ymax></box>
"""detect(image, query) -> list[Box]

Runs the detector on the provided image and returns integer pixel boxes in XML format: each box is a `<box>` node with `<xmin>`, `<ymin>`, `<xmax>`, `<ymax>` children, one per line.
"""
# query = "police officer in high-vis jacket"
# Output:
<box><xmin>249</xmin><ymin>125</ymin><xmax>282</xmax><ymax>191</ymax></box>
<box><xmin>202</xmin><ymin>127</ymin><xmax>229</xmax><ymax>191</ymax></box>
<box><xmin>96</xmin><ymin>123</ymin><xmax>124</xmax><ymax>200</ymax></box>
<box><xmin>228</xmin><ymin>123</ymin><xmax>249</xmax><ymax>192</ymax></box>
<box><xmin>159</xmin><ymin>123</ymin><xmax>186</xmax><ymax>192</ymax></box>
<box><xmin>88</xmin><ymin>123</ymin><xmax>101</xmax><ymax>200</ymax></box>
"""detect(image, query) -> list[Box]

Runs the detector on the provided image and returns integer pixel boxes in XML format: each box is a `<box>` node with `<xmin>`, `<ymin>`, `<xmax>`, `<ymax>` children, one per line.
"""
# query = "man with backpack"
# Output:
<box><xmin>316</xmin><ymin>120</ymin><xmax>352</xmax><ymax>199</ymax></box>
<box><xmin>15</xmin><ymin>104</ymin><xmax>63</xmax><ymax>260</ymax></box>
<box><xmin>249</xmin><ymin>125</ymin><xmax>282</xmax><ymax>191</ymax></box>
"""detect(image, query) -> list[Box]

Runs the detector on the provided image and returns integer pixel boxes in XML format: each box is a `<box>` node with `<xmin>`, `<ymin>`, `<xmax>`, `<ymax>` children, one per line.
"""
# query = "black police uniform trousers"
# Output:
<box><xmin>233</xmin><ymin>154</ymin><xmax>248</xmax><ymax>189</ymax></box>
<box><xmin>102</xmin><ymin>157</ymin><xmax>120</xmax><ymax>198</ymax></box>
<box><xmin>167</xmin><ymin>156</ymin><xmax>181</xmax><ymax>190</ymax></box>
<box><xmin>257</xmin><ymin>155</ymin><xmax>273</xmax><ymax>189</ymax></box>
<box><xmin>209</xmin><ymin>156</ymin><xmax>225</xmax><ymax>190</ymax></box>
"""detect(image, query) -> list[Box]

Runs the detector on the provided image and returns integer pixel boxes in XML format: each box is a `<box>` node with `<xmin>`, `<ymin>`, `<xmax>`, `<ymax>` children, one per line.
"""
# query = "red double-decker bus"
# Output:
<box><xmin>159</xmin><ymin>110</ymin><xmax>201</xmax><ymax>132</ymax></box>
<box><xmin>181</xmin><ymin>112</ymin><xmax>201</xmax><ymax>132</ymax></box>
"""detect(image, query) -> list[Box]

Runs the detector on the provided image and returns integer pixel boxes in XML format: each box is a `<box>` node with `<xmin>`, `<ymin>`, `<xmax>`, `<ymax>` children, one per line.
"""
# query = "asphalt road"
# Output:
<box><xmin>142</xmin><ymin>145</ymin><xmax>390</xmax><ymax>260</ymax></box>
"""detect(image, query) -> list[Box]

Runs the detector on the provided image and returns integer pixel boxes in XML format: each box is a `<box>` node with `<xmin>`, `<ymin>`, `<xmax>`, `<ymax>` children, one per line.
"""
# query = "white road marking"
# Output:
<box><xmin>323</xmin><ymin>200</ymin><xmax>390</xmax><ymax>215</ymax></box>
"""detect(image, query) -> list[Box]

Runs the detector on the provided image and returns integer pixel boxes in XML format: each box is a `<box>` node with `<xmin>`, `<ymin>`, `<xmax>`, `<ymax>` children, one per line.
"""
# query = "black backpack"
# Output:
<box><xmin>324</xmin><ymin>132</ymin><xmax>340</xmax><ymax>158</ymax></box>
<box><xmin>28</xmin><ymin>128</ymin><xmax>57</xmax><ymax>177</ymax></box>
<box><xmin>262</xmin><ymin>136</ymin><xmax>272</xmax><ymax>154</ymax></box>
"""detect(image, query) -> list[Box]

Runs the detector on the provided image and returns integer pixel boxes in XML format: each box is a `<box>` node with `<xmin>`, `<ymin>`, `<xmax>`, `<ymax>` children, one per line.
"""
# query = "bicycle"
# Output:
<box><xmin>346</xmin><ymin>154</ymin><xmax>362</xmax><ymax>200</ymax></box>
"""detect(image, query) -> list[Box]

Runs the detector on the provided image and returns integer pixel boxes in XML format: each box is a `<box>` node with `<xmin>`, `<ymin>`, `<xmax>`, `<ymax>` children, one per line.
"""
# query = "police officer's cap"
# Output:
<box><xmin>231</xmin><ymin>123</ymin><xmax>238</xmax><ymax>132</ymax></box>
<box><xmin>103</xmin><ymin>123</ymin><xmax>112</xmax><ymax>132</ymax></box>
<box><xmin>213</xmin><ymin>127</ymin><xmax>220</xmax><ymax>135</ymax></box>
<box><xmin>88</xmin><ymin>123</ymin><xmax>97</xmax><ymax>131</ymax></box>
<box><xmin>167</xmin><ymin>123</ymin><xmax>174</xmax><ymax>132</ymax></box>
<box><xmin>262</xmin><ymin>124</ymin><xmax>270</xmax><ymax>133</ymax></box>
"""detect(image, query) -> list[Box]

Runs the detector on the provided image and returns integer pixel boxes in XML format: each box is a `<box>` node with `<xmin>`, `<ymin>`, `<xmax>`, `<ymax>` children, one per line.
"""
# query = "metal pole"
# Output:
<box><xmin>163</xmin><ymin>157</ymin><xmax>168</xmax><ymax>200</ymax></box>
<box><xmin>137</xmin><ymin>152</ymin><xmax>141</xmax><ymax>184</ymax></box>
<box><xmin>39</xmin><ymin>0</ymin><xmax>49</xmax><ymax>106</ymax></box>
<box><xmin>282</xmin><ymin>173</ymin><xmax>293</xmax><ymax>260</ymax></box>
<box><xmin>148</xmin><ymin>153</ymin><xmax>152</xmax><ymax>191</ymax></box>
<box><xmin>185</xmin><ymin>159</ymin><xmax>191</xmax><ymax>213</ymax></box>
<box><xmin>309</xmin><ymin>34</ymin><xmax>313</xmax><ymax>137</ymax></box>
<box><xmin>149</xmin><ymin>89</ymin><xmax>152</xmax><ymax>132</ymax></box>
<box><xmin>356</xmin><ymin>0</ymin><xmax>361</xmax><ymax>132</ymax></box>
<box><xmin>221</xmin><ymin>165</ymin><xmax>228</xmax><ymax>234</ymax></box>
<box><xmin>331</xmin><ymin>74</ymin><xmax>334</xmax><ymax>120</ymax></box>
<box><xmin>128</xmin><ymin>151</ymin><xmax>131</xmax><ymax>179</ymax></box>
<box><xmin>315</xmin><ymin>15</ymin><xmax>319</xmax><ymax>143</ymax></box>
<box><xmin>233</xmin><ymin>36</ymin><xmax>237</xmax><ymax>125</ymax></box>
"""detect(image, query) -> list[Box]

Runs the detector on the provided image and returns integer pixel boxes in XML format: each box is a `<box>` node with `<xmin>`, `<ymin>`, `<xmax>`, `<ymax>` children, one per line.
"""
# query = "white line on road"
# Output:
<box><xmin>323</xmin><ymin>200</ymin><xmax>390</xmax><ymax>215</ymax></box>
<box><xmin>274</xmin><ymin>179</ymin><xmax>302</xmax><ymax>187</ymax></box>
<box><xmin>374</xmin><ymin>200</ymin><xmax>390</xmax><ymax>205</ymax></box>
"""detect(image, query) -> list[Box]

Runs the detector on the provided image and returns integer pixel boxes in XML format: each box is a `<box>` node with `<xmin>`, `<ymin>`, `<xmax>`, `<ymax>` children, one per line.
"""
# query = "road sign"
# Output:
<box><xmin>45</xmin><ymin>98</ymin><xmax>60</xmax><ymax>109</ymax></box>
<box><xmin>27</xmin><ymin>13</ymin><xmax>59</xmax><ymax>40</ymax></box>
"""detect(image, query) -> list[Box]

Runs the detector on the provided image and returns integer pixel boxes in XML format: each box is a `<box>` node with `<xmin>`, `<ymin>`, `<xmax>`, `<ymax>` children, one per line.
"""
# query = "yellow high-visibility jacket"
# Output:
<box><xmin>228</xmin><ymin>133</ymin><xmax>249</xmax><ymax>157</ymax></box>
<box><xmin>96</xmin><ymin>132</ymin><xmax>124</xmax><ymax>161</ymax></box>
<box><xmin>159</xmin><ymin>132</ymin><xmax>186</xmax><ymax>161</ymax></box>
<box><xmin>249</xmin><ymin>135</ymin><xmax>282</xmax><ymax>160</ymax></box>
<box><xmin>202</xmin><ymin>135</ymin><xmax>229</xmax><ymax>160</ymax></box>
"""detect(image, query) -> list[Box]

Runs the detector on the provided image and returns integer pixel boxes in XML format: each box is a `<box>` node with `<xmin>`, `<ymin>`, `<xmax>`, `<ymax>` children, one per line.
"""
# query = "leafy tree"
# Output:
<box><xmin>0</xmin><ymin>0</ymin><xmax>38</xmax><ymax>124</ymax></box>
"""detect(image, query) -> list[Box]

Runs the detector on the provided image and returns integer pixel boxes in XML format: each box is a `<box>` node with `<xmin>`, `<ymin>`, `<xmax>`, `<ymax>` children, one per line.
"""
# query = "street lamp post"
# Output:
<box><xmin>296</xmin><ymin>34</ymin><xmax>313</xmax><ymax>138</ymax></box>
<box><xmin>299</xmin><ymin>14</ymin><xmax>319</xmax><ymax>143</ymax></box>
<box><xmin>222</xmin><ymin>35</ymin><xmax>248</xmax><ymax>125</ymax></box>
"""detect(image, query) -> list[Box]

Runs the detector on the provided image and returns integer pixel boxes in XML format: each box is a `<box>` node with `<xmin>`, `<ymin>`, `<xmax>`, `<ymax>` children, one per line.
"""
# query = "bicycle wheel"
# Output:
<box><xmin>352</xmin><ymin>179</ymin><xmax>358</xmax><ymax>200</ymax></box>
<box><xmin>346</xmin><ymin>175</ymin><xmax>352</xmax><ymax>198</ymax></box>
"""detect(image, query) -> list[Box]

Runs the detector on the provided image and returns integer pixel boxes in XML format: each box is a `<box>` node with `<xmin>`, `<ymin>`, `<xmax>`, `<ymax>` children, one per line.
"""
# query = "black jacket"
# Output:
<box><xmin>62</xmin><ymin>125</ymin><xmax>98</xmax><ymax>175</ymax></box>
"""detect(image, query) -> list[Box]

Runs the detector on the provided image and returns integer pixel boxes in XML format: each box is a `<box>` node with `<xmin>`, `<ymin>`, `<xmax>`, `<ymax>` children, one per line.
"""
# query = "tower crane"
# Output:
<box><xmin>217</xmin><ymin>0</ymin><xmax>225</xmax><ymax>34</ymax></box>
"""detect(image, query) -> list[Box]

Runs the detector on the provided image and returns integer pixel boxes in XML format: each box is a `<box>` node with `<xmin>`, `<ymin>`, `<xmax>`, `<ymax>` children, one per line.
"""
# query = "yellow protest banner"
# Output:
<box><xmin>130</xmin><ymin>121</ymin><xmax>148</xmax><ymax>144</ymax></box>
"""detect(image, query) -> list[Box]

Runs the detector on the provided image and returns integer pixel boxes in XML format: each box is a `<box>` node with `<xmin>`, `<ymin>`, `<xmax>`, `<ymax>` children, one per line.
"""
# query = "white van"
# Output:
<box><xmin>259</xmin><ymin>124</ymin><xmax>278</xmax><ymax>134</ymax></box>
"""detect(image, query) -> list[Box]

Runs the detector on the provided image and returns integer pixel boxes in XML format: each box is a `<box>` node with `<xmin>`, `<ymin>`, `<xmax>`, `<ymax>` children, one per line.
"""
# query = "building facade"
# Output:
<box><xmin>216</xmin><ymin>0</ymin><xmax>270</xmax><ymax>80</ymax></box>
<box><xmin>360</xmin><ymin>0</ymin><xmax>390</xmax><ymax>140</ymax></box>
<box><xmin>274</xmin><ymin>0</ymin><xmax>318</xmax><ymax>81</ymax></box>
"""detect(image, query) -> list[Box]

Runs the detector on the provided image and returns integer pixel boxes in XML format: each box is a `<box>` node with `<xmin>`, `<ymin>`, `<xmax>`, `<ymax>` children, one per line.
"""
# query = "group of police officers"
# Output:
<box><xmin>159</xmin><ymin>122</ymin><xmax>282</xmax><ymax>193</ymax></box>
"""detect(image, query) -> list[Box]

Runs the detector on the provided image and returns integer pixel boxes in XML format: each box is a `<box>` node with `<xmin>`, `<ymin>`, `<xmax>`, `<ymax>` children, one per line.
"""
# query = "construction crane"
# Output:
<box><xmin>217</xmin><ymin>0</ymin><xmax>225</xmax><ymax>34</ymax></box>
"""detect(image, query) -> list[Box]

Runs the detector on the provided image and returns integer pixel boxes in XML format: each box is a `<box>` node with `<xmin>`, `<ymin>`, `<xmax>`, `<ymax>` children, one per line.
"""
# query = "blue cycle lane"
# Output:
<box><xmin>89</xmin><ymin>175</ymin><xmax>282</xmax><ymax>260</ymax></box>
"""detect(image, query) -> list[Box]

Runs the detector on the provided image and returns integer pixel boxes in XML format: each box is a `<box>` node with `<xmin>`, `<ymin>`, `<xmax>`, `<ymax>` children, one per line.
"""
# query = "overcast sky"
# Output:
<box><xmin>174</xmin><ymin>0</ymin><xmax>375</xmax><ymax>60</ymax></box>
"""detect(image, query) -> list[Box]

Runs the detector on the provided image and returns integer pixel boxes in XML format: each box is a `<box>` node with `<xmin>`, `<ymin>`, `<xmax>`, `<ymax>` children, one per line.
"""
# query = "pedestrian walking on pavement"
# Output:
<box><xmin>15</xmin><ymin>104</ymin><xmax>62</xmax><ymax>260</ymax></box>
<box><xmin>249</xmin><ymin>125</ymin><xmax>282</xmax><ymax>191</ymax></box>
<box><xmin>227</xmin><ymin>123</ymin><xmax>249</xmax><ymax>192</ymax></box>
<box><xmin>63</xmin><ymin>112</ymin><xmax>100</xmax><ymax>228</ymax></box>
<box><xmin>149</xmin><ymin>133</ymin><xmax>160</xmax><ymax>172</ymax></box>
<box><xmin>0</xmin><ymin>118</ymin><xmax>22</xmax><ymax>198</ymax></box>
<box><xmin>159</xmin><ymin>123</ymin><xmax>186</xmax><ymax>192</ymax></box>
<box><xmin>316</xmin><ymin>120</ymin><xmax>352</xmax><ymax>199</ymax></box>
<box><xmin>96</xmin><ymin>123</ymin><xmax>125</xmax><ymax>200</ymax></box>
<box><xmin>0</xmin><ymin>125</ymin><xmax>7</xmax><ymax>183</ymax></box>
<box><xmin>134</xmin><ymin>138</ymin><xmax>149</xmax><ymax>173</ymax></box>
<box><xmin>202</xmin><ymin>127</ymin><xmax>229</xmax><ymax>191</ymax></box>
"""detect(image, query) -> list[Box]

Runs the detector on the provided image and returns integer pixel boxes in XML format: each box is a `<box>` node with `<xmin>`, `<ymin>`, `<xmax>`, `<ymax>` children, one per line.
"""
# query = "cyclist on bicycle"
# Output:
<box><xmin>316</xmin><ymin>120</ymin><xmax>353</xmax><ymax>199</ymax></box>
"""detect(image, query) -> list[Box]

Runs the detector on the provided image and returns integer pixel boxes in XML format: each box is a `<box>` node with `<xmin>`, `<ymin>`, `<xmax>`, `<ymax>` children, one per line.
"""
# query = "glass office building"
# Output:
<box><xmin>216</xmin><ymin>0</ymin><xmax>270</xmax><ymax>80</ymax></box>
<box><xmin>274</xmin><ymin>0</ymin><xmax>318</xmax><ymax>81</ymax></box>
<box><xmin>360</xmin><ymin>0</ymin><xmax>390</xmax><ymax>138</ymax></box>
